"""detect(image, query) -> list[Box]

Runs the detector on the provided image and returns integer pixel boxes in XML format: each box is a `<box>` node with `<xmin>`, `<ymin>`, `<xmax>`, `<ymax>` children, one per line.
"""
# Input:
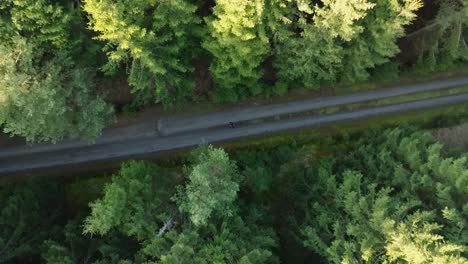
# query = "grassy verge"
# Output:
<box><xmin>123</xmin><ymin>65</ymin><xmax>468</xmax><ymax>120</ymax></box>
<box><xmin>217</xmin><ymin>103</ymin><xmax>468</xmax><ymax>153</ymax></box>
<box><xmin>318</xmin><ymin>86</ymin><xmax>468</xmax><ymax>115</ymax></box>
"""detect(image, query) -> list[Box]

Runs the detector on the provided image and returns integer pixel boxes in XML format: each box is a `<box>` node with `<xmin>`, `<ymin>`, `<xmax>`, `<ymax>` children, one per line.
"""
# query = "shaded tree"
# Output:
<box><xmin>0</xmin><ymin>38</ymin><xmax>114</xmax><ymax>142</ymax></box>
<box><xmin>413</xmin><ymin>0</ymin><xmax>468</xmax><ymax>72</ymax></box>
<box><xmin>0</xmin><ymin>179</ymin><xmax>63</xmax><ymax>263</ymax></box>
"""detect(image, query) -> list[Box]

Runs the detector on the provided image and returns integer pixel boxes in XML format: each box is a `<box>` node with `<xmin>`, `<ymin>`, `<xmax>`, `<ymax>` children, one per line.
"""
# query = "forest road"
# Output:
<box><xmin>0</xmin><ymin>90</ymin><xmax>467</xmax><ymax>176</ymax></box>
<box><xmin>2</xmin><ymin>76</ymin><xmax>468</xmax><ymax>160</ymax></box>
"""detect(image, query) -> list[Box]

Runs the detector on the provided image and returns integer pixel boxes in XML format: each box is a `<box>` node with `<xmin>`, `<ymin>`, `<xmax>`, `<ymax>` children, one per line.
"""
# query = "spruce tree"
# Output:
<box><xmin>203</xmin><ymin>0</ymin><xmax>271</xmax><ymax>101</ymax></box>
<box><xmin>83</xmin><ymin>0</ymin><xmax>201</xmax><ymax>106</ymax></box>
<box><xmin>274</xmin><ymin>0</ymin><xmax>421</xmax><ymax>89</ymax></box>
<box><xmin>290</xmin><ymin>128</ymin><xmax>468</xmax><ymax>263</ymax></box>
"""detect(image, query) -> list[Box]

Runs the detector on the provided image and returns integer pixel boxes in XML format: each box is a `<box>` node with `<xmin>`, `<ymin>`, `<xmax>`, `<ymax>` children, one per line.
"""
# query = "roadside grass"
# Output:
<box><xmin>127</xmin><ymin>65</ymin><xmax>468</xmax><ymax>119</ymax></box>
<box><xmin>2</xmin><ymin>102</ymin><xmax>466</xmax><ymax>201</ymax></box>
<box><xmin>217</xmin><ymin>103</ymin><xmax>468</xmax><ymax>153</ymax></box>
<box><xmin>318</xmin><ymin>86</ymin><xmax>468</xmax><ymax>115</ymax></box>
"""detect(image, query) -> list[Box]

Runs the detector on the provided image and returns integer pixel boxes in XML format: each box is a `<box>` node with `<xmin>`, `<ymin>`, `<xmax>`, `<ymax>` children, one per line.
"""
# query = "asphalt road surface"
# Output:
<box><xmin>158</xmin><ymin>76</ymin><xmax>468</xmax><ymax>135</ymax></box>
<box><xmin>3</xmin><ymin>76</ymin><xmax>468</xmax><ymax>159</ymax></box>
<box><xmin>1</xmin><ymin>93</ymin><xmax>467</xmax><ymax>176</ymax></box>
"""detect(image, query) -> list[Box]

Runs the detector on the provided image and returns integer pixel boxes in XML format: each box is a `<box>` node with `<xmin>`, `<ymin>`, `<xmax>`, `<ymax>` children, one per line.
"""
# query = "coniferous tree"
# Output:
<box><xmin>0</xmin><ymin>38</ymin><xmax>113</xmax><ymax>142</ymax></box>
<box><xmin>289</xmin><ymin>128</ymin><xmax>468</xmax><ymax>263</ymax></box>
<box><xmin>413</xmin><ymin>0</ymin><xmax>468</xmax><ymax>72</ymax></box>
<box><xmin>203</xmin><ymin>0</ymin><xmax>271</xmax><ymax>101</ymax></box>
<box><xmin>0</xmin><ymin>180</ymin><xmax>64</xmax><ymax>263</ymax></box>
<box><xmin>274</xmin><ymin>0</ymin><xmax>422</xmax><ymax>89</ymax></box>
<box><xmin>82</xmin><ymin>146</ymin><xmax>278</xmax><ymax>263</ymax></box>
<box><xmin>83</xmin><ymin>0</ymin><xmax>201</xmax><ymax>107</ymax></box>
<box><xmin>0</xmin><ymin>0</ymin><xmax>114</xmax><ymax>142</ymax></box>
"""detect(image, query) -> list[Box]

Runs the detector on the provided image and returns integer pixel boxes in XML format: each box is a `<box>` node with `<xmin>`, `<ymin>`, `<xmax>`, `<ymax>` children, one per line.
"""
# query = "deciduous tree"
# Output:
<box><xmin>0</xmin><ymin>38</ymin><xmax>113</xmax><ymax>142</ymax></box>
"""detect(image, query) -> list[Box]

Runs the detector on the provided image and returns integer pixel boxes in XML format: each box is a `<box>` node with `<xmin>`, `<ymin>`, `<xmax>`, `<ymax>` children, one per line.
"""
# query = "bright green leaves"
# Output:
<box><xmin>82</xmin><ymin>146</ymin><xmax>276</xmax><ymax>263</ymax></box>
<box><xmin>294</xmin><ymin>128</ymin><xmax>468</xmax><ymax>263</ymax></box>
<box><xmin>0</xmin><ymin>0</ymin><xmax>70</xmax><ymax>47</ymax></box>
<box><xmin>178</xmin><ymin>145</ymin><xmax>240</xmax><ymax>226</ymax></box>
<box><xmin>275</xmin><ymin>26</ymin><xmax>344</xmax><ymax>88</ymax></box>
<box><xmin>83</xmin><ymin>0</ymin><xmax>200</xmax><ymax>107</ymax></box>
<box><xmin>385</xmin><ymin>212</ymin><xmax>467</xmax><ymax>264</ymax></box>
<box><xmin>84</xmin><ymin>161</ymin><xmax>174</xmax><ymax>240</ymax></box>
<box><xmin>274</xmin><ymin>0</ymin><xmax>422</xmax><ymax>89</ymax></box>
<box><xmin>203</xmin><ymin>0</ymin><xmax>271</xmax><ymax>101</ymax></box>
<box><xmin>313</xmin><ymin>0</ymin><xmax>375</xmax><ymax>41</ymax></box>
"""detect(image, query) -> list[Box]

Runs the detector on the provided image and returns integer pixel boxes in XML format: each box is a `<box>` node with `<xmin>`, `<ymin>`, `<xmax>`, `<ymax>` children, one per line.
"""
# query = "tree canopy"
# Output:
<box><xmin>83</xmin><ymin>0</ymin><xmax>201</xmax><ymax>107</ymax></box>
<box><xmin>1</xmin><ymin>127</ymin><xmax>467</xmax><ymax>263</ymax></box>
<box><xmin>289</xmin><ymin>128</ymin><xmax>468</xmax><ymax>263</ymax></box>
<box><xmin>0</xmin><ymin>0</ymin><xmax>113</xmax><ymax>142</ymax></box>
<box><xmin>274</xmin><ymin>0</ymin><xmax>422</xmax><ymax>88</ymax></box>
<box><xmin>203</xmin><ymin>0</ymin><xmax>271</xmax><ymax>101</ymax></box>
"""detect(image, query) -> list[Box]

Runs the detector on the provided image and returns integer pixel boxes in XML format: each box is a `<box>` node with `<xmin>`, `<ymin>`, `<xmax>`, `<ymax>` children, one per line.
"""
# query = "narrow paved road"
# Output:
<box><xmin>1</xmin><ymin>93</ymin><xmax>467</xmax><ymax>176</ymax></box>
<box><xmin>158</xmin><ymin>76</ymin><xmax>468</xmax><ymax>135</ymax></box>
<box><xmin>3</xmin><ymin>76</ymin><xmax>468</xmax><ymax>159</ymax></box>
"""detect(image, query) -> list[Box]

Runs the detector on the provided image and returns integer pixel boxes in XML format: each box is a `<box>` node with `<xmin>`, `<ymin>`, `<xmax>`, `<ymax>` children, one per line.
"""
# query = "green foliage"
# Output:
<box><xmin>3</xmin><ymin>128</ymin><xmax>468</xmax><ymax>263</ymax></box>
<box><xmin>0</xmin><ymin>0</ymin><xmax>113</xmax><ymax>143</ymax></box>
<box><xmin>83</xmin><ymin>0</ymin><xmax>201</xmax><ymax>107</ymax></box>
<box><xmin>42</xmin><ymin>220</ymin><xmax>88</xmax><ymax>264</ymax></box>
<box><xmin>178</xmin><ymin>145</ymin><xmax>240</xmax><ymax>226</ymax></box>
<box><xmin>291</xmin><ymin>128</ymin><xmax>468</xmax><ymax>263</ymax></box>
<box><xmin>235</xmin><ymin>145</ymin><xmax>295</xmax><ymax>195</ymax></box>
<box><xmin>0</xmin><ymin>38</ymin><xmax>114</xmax><ymax>142</ymax></box>
<box><xmin>0</xmin><ymin>0</ymin><xmax>70</xmax><ymax>48</ymax></box>
<box><xmin>413</xmin><ymin>0</ymin><xmax>468</xmax><ymax>72</ymax></box>
<box><xmin>0</xmin><ymin>179</ymin><xmax>63</xmax><ymax>263</ymax></box>
<box><xmin>80</xmin><ymin>145</ymin><xmax>277</xmax><ymax>263</ymax></box>
<box><xmin>84</xmin><ymin>161</ymin><xmax>175</xmax><ymax>240</ymax></box>
<box><xmin>274</xmin><ymin>0</ymin><xmax>422</xmax><ymax>89</ymax></box>
<box><xmin>43</xmin><ymin>217</ymin><xmax>138</xmax><ymax>264</ymax></box>
<box><xmin>203</xmin><ymin>0</ymin><xmax>271</xmax><ymax>101</ymax></box>
<box><xmin>142</xmin><ymin>212</ymin><xmax>278</xmax><ymax>264</ymax></box>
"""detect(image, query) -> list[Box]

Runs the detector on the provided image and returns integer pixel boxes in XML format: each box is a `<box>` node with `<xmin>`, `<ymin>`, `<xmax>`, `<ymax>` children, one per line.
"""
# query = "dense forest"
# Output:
<box><xmin>1</xmin><ymin>1</ymin><xmax>468</xmax><ymax>263</ymax></box>
<box><xmin>0</xmin><ymin>0</ymin><xmax>467</xmax><ymax>142</ymax></box>
<box><xmin>0</xmin><ymin>127</ymin><xmax>467</xmax><ymax>263</ymax></box>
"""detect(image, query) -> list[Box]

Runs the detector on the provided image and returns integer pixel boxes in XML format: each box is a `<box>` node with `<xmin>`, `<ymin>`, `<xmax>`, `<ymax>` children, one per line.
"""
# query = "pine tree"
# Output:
<box><xmin>414</xmin><ymin>0</ymin><xmax>468</xmax><ymax>71</ymax></box>
<box><xmin>0</xmin><ymin>179</ymin><xmax>64</xmax><ymax>263</ymax></box>
<box><xmin>83</xmin><ymin>146</ymin><xmax>278</xmax><ymax>263</ymax></box>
